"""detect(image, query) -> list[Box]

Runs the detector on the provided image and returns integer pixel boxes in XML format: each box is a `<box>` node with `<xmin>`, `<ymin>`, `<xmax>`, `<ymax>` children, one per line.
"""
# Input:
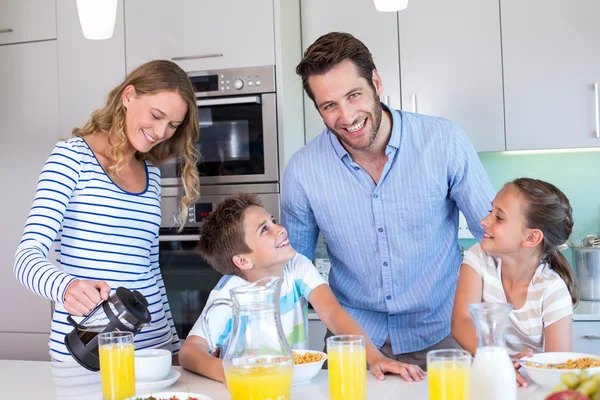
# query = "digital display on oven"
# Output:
<box><xmin>190</xmin><ymin>75</ymin><xmax>219</xmax><ymax>93</ymax></box>
<box><xmin>194</xmin><ymin>203</ymin><xmax>213</xmax><ymax>222</ymax></box>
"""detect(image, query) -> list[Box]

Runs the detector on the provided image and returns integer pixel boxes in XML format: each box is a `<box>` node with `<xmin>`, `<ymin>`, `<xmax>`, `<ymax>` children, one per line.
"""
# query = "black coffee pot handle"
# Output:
<box><xmin>66</xmin><ymin>315</ymin><xmax>80</xmax><ymax>329</ymax></box>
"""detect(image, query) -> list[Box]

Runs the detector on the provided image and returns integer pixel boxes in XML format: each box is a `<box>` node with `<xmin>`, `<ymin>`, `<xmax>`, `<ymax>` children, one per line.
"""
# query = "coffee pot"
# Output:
<box><xmin>64</xmin><ymin>287</ymin><xmax>151</xmax><ymax>371</ymax></box>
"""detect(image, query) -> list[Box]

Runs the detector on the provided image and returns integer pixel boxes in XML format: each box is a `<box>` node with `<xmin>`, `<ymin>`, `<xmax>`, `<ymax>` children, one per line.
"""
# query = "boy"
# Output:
<box><xmin>179</xmin><ymin>193</ymin><xmax>425</xmax><ymax>384</ymax></box>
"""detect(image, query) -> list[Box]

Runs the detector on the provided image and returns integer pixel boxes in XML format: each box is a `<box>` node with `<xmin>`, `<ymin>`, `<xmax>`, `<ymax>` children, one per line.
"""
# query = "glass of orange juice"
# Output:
<box><xmin>327</xmin><ymin>335</ymin><xmax>366</xmax><ymax>400</ymax></box>
<box><xmin>427</xmin><ymin>349</ymin><xmax>471</xmax><ymax>400</ymax></box>
<box><xmin>98</xmin><ymin>331</ymin><xmax>135</xmax><ymax>400</ymax></box>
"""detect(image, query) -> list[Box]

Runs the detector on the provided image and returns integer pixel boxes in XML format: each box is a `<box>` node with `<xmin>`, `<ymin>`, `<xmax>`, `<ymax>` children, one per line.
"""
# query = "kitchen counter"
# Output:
<box><xmin>0</xmin><ymin>359</ymin><xmax>550</xmax><ymax>399</ymax></box>
<box><xmin>574</xmin><ymin>300</ymin><xmax>600</xmax><ymax>321</ymax></box>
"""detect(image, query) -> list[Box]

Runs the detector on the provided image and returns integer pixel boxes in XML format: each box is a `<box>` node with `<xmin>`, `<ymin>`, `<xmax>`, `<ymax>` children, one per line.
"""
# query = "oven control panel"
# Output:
<box><xmin>188</xmin><ymin>203</ymin><xmax>213</xmax><ymax>224</ymax></box>
<box><xmin>188</xmin><ymin>65</ymin><xmax>275</xmax><ymax>97</ymax></box>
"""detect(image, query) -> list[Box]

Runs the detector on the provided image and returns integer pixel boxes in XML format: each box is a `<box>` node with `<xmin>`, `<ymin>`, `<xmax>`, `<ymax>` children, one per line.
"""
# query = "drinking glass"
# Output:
<box><xmin>427</xmin><ymin>349</ymin><xmax>471</xmax><ymax>400</ymax></box>
<box><xmin>327</xmin><ymin>335</ymin><xmax>366</xmax><ymax>400</ymax></box>
<box><xmin>98</xmin><ymin>331</ymin><xmax>135</xmax><ymax>400</ymax></box>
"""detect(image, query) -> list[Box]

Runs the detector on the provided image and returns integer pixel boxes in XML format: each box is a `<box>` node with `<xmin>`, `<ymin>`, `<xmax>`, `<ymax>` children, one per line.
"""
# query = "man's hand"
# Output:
<box><xmin>63</xmin><ymin>279</ymin><xmax>111</xmax><ymax>316</ymax></box>
<box><xmin>511</xmin><ymin>348</ymin><xmax>533</xmax><ymax>387</ymax></box>
<box><xmin>370</xmin><ymin>356</ymin><xmax>426</xmax><ymax>382</ymax></box>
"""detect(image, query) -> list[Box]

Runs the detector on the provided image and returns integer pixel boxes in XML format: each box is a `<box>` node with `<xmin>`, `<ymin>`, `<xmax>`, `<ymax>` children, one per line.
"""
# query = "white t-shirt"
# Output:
<box><xmin>463</xmin><ymin>243</ymin><xmax>573</xmax><ymax>353</ymax></box>
<box><xmin>188</xmin><ymin>253</ymin><xmax>327</xmax><ymax>353</ymax></box>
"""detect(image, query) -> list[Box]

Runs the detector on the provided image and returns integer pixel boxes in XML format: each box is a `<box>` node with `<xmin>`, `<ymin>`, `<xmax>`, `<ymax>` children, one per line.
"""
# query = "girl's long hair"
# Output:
<box><xmin>73</xmin><ymin>60</ymin><xmax>200</xmax><ymax>227</ymax></box>
<box><xmin>512</xmin><ymin>178</ymin><xmax>579</xmax><ymax>306</ymax></box>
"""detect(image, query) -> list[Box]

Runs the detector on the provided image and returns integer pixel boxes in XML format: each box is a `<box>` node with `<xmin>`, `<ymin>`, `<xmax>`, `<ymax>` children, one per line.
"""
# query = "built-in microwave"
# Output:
<box><xmin>160</xmin><ymin>65</ymin><xmax>279</xmax><ymax>187</ymax></box>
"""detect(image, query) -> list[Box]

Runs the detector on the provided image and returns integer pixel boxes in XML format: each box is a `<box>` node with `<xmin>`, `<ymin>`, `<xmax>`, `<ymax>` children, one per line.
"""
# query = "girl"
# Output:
<box><xmin>452</xmin><ymin>178</ymin><xmax>579</xmax><ymax>385</ymax></box>
<box><xmin>14</xmin><ymin>60</ymin><xmax>200</xmax><ymax>396</ymax></box>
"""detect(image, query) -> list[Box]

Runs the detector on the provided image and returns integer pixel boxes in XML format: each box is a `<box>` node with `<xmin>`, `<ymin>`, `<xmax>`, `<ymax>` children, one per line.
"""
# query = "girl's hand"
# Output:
<box><xmin>63</xmin><ymin>279</ymin><xmax>111</xmax><ymax>316</ymax></box>
<box><xmin>511</xmin><ymin>348</ymin><xmax>534</xmax><ymax>388</ymax></box>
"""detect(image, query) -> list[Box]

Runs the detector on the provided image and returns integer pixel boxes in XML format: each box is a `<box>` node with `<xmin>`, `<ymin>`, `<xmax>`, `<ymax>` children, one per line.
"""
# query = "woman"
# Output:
<box><xmin>13</xmin><ymin>60</ymin><xmax>200</xmax><ymax>394</ymax></box>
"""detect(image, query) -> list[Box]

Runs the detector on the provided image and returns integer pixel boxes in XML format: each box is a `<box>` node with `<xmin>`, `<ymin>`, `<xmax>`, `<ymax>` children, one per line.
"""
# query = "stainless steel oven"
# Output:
<box><xmin>160</xmin><ymin>65</ymin><xmax>278</xmax><ymax>186</ymax></box>
<box><xmin>158</xmin><ymin>184</ymin><xmax>280</xmax><ymax>339</ymax></box>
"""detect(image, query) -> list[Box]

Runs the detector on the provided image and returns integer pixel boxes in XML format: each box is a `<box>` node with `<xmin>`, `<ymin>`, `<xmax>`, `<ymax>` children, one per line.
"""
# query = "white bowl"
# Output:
<box><xmin>292</xmin><ymin>350</ymin><xmax>328</xmax><ymax>385</ymax></box>
<box><xmin>134</xmin><ymin>348</ymin><xmax>172</xmax><ymax>382</ymax></box>
<box><xmin>521</xmin><ymin>352</ymin><xmax>600</xmax><ymax>390</ymax></box>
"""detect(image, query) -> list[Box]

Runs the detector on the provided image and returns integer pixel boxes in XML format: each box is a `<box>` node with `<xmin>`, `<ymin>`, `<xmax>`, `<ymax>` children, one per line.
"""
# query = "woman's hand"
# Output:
<box><xmin>511</xmin><ymin>348</ymin><xmax>533</xmax><ymax>388</ymax></box>
<box><xmin>63</xmin><ymin>279</ymin><xmax>111</xmax><ymax>316</ymax></box>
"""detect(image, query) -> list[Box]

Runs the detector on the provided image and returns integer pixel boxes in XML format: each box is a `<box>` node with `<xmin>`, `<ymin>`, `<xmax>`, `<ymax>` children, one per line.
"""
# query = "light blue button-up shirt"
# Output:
<box><xmin>281</xmin><ymin>106</ymin><xmax>495</xmax><ymax>353</ymax></box>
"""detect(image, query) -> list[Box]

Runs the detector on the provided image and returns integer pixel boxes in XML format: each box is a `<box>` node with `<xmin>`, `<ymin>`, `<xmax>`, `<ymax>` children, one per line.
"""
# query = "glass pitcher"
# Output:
<box><xmin>203</xmin><ymin>276</ymin><xmax>293</xmax><ymax>400</ymax></box>
<box><xmin>469</xmin><ymin>302</ymin><xmax>516</xmax><ymax>400</ymax></box>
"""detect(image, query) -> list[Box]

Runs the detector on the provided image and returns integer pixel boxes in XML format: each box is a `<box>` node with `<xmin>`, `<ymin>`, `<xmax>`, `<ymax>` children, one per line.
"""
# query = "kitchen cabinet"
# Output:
<box><xmin>501</xmin><ymin>0</ymin><xmax>600</xmax><ymax>151</ymax></box>
<box><xmin>572</xmin><ymin>321</ymin><xmax>600</xmax><ymax>356</ymax></box>
<box><xmin>56</xmin><ymin>0</ymin><xmax>126</xmax><ymax>133</ymax></box>
<box><xmin>0</xmin><ymin>40</ymin><xmax>59</xmax><ymax>360</ymax></box>
<box><xmin>308</xmin><ymin>316</ymin><xmax>327</xmax><ymax>352</ymax></box>
<box><xmin>0</xmin><ymin>0</ymin><xmax>56</xmax><ymax>45</ymax></box>
<box><xmin>300</xmin><ymin>0</ymin><xmax>401</xmax><ymax>143</ymax></box>
<box><xmin>124</xmin><ymin>0</ymin><xmax>276</xmax><ymax>73</ymax></box>
<box><xmin>398</xmin><ymin>0</ymin><xmax>505</xmax><ymax>152</ymax></box>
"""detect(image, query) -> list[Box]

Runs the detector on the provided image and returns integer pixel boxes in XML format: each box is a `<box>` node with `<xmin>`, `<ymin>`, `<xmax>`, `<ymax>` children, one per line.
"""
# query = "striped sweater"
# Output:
<box><xmin>14</xmin><ymin>137</ymin><xmax>180</xmax><ymax>361</ymax></box>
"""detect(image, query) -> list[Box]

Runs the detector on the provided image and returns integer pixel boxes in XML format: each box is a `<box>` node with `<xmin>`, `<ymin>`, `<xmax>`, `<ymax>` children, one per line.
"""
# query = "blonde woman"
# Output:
<box><xmin>13</xmin><ymin>60</ymin><xmax>199</xmax><ymax>395</ymax></box>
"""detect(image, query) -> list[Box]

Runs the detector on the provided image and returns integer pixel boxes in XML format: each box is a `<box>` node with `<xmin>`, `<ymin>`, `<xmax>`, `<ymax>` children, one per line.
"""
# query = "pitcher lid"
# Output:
<box><xmin>116</xmin><ymin>287</ymin><xmax>151</xmax><ymax>324</ymax></box>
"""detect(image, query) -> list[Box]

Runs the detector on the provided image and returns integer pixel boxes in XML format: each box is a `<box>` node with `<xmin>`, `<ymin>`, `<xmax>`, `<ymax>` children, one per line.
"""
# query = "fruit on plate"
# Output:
<box><xmin>546</xmin><ymin>371</ymin><xmax>600</xmax><ymax>399</ymax></box>
<box><xmin>545</xmin><ymin>391</ymin><xmax>590</xmax><ymax>400</ymax></box>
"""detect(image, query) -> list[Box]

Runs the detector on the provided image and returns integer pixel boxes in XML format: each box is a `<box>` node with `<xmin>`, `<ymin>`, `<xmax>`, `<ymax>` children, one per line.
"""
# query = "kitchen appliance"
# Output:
<box><xmin>158</xmin><ymin>184</ymin><xmax>280</xmax><ymax>339</ymax></box>
<box><xmin>573</xmin><ymin>246</ymin><xmax>600</xmax><ymax>300</ymax></box>
<box><xmin>202</xmin><ymin>276</ymin><xmax>293</xmax><ymax>398</ymax></box>
<box><xmin>160</xmin><ymin>65</ymin><xmax>278</xmax><ymax>187</ymax></box>
<box><xmin>64</xmin><ymin>287</ymin><xmax>151</xmax><ymax>371</ymax></box>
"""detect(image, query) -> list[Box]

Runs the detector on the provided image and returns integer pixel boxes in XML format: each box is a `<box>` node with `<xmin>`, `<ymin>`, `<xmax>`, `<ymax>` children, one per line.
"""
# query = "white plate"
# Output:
<box><xmin>127</xmin><ymin>391</ymin><xmax>212</xmax><ymax>400</ymax></box>
<box><xmin>135</xmin><ymin>369</ymin><xmax>181</xmax><ymax>392</ymax></box>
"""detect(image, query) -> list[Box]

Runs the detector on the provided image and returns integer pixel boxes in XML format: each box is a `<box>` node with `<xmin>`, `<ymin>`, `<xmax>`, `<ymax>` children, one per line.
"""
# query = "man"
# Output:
<box><xmin>281</xmin><ymin>32</ymin><xmax>495</xmax><ymax>369</ymax></box>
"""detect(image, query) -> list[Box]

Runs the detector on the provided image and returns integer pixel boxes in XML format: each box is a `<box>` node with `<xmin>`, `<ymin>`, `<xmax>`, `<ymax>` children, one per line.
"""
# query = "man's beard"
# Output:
<box><xmin>327</xmin><ymin>92</ymin><xmax>383</xmax><ymax>151</ymax></box>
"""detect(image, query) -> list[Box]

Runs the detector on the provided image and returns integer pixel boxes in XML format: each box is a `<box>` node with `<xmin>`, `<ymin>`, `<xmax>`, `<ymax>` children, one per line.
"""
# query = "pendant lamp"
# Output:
<box><xmin>76</xmin><ymin>0</ymin><xmax>118</xmax><ymax>40</ymax></box>
<box><xmin>373</xmin><ymin>0</ymin><xmax>409</xmax><ymax>12</ymax></box>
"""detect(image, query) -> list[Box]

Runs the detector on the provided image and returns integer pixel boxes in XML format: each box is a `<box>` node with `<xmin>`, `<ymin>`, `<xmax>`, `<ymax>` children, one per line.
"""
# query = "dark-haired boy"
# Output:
<box><xmin>179</xmin><ymin>193</ymin><xmax>425</xmax><ymax>384</ymax></box>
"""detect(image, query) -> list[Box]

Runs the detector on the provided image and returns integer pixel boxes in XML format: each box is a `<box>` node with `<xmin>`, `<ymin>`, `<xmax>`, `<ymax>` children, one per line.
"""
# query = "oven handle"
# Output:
<box><xmin>159</xmin><ymin>234</ymin><xmax>199</xmax><ymax>242</ymax></box>
<box><xmin>196</xmin><ymin>96</ymin><xmax>261</xmax><ymax>107</ymax></box>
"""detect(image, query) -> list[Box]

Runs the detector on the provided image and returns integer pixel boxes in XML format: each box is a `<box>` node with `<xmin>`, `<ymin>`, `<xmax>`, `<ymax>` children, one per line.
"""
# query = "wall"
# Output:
<box><xmin>459</xmin><ymin>149</ymin><xmax>600</xmax><ymax>268</ymax></box>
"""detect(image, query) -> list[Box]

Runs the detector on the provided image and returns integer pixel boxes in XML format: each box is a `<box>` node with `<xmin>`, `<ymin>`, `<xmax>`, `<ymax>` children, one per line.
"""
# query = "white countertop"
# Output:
<box><xmin>574</xmin><ymin>300</ymin><xmax>600</xmax><ymax>321</ymax></box>
<box><xmin>0</xmin><ymin>359</ymin><xmax>550</xmax><ymax>399</ymax></box>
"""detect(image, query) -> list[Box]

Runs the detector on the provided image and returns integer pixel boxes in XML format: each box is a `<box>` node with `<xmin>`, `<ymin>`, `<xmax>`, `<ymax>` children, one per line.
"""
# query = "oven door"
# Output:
<box><xmin>158</xmin><ymin>231</ymin><xmax>223</xmax><ymax>339</ymax></box>
<box><xmin>161</xmin><ymin>93</ymin><xmax>278</xmax><ymax>186</ymax></box>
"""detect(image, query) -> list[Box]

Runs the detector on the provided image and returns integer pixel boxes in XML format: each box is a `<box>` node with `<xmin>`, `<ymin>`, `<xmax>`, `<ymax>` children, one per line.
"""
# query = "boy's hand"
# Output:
<box><xmin>510</xmin><ymin>348</ymin><xmax>533</xmax><ymax>388</ymax></box>
<box><xmin>370</xmin><ymin>356</ymin><xmax>426</xmax><ymax>382</ymax></box>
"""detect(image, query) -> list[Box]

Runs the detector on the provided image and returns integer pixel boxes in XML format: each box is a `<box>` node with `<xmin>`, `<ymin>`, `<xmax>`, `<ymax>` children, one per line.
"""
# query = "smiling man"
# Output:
<box><xmin>281</xmin><ymin>32</ymin><xmax>496</xmax><ymax>369</ymax></box>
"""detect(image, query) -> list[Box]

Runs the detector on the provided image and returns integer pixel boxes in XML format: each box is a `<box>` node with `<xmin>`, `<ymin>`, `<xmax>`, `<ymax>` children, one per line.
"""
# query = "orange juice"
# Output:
<box><xmin>225</xmin><ymin>363</ymin><xmax>293</xmax><ymax>400</ymax></box>
<box><xmin>328</xmin><ymin>346</ymin><xmax>366</xmax><ymax>400</ymax></box>
<box><xmin>428</xmin><ymin>361</ymin><xmax>470</xmax><ymax>400</ymax></box>
<box><xmin>99</xmin><ymin>343</ymin><xmax>135</xmax><ymax>400</ymax></box>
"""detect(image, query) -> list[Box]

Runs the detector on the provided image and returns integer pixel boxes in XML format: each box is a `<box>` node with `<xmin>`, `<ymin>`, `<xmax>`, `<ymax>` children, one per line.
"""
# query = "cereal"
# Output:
<box><xmin>525</xmin><ymin>357</ymin><xmax>600</xmax><ymax>370</ymax></box>
<box><xmin>292</xmin><ymin>351</ymin><xmax>324</xmax><ymax>365</ymax></box>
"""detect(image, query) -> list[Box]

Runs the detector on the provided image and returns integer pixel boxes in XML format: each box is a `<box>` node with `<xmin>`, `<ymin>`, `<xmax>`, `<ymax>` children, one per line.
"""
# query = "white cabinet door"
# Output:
<box><xmin>124</xmin><ymin>0</ymin><xmax>275</xmax><ymax>72</ymax></box>
<box><xmin>56</xmin><ymin>0</ymin><xmax>126</xmax><ymax>134</ymax></box>
<box><xmin>308</xmin><ymin>317</ymin><xmax>327</xmax><ymax>352</ymax></box>
<box><xmin>398</xmin><ymin>0</ymin><xmax>505</xmax><ymax>152</ymax></box>
<box><xmin>573</xmin><ymin>321</ymin><xmax>600</xmax><ymax>356</ymax></box>
<box><xmin>0</xmin><ymin>41</ymin><xmax>57</xmax><ymax>345</ymax></box>
<box><xmin>0</xmin><ymin>0</ymin><xmax>56</xmax><ymax>45</ymax></box>
<box><xmin>502</xmin><ymin>0</ymin><xmax>600</xmax><ymax>150</ymax></box>
<box><xmin>300</xmin><ymin>0</ymin><xmax>400</xmax><ymax>143</ymax></box>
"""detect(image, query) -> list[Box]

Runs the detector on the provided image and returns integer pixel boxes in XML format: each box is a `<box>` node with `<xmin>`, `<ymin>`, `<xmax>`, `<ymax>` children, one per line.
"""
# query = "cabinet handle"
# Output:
<box><xmin>583</xmin><ymin>335</ymin><xmax>600</xmax><ymax>340</ymax></box>
<box><xmin>595</xmin><ymin>83</ymin><xmax>600</xmax><ymax>138</ymax></box>
<box><xmin>158</xmin><ymin>234</ymin><xmax>199</xmax><ymax>242</ymax></box>
<box><xmin>0</xmin><ymin>28</ymin><xmax>13</xmax><ymax>34</ymax></box>
<box><xmin>412</xmin><ymin>93</ymin><xmax>418</xmax><ymax>113</ymax></box>
<box><xmin>172</xmin><ymin>53</ymin><xmax>223</xmax><ymax>61</ymax></box>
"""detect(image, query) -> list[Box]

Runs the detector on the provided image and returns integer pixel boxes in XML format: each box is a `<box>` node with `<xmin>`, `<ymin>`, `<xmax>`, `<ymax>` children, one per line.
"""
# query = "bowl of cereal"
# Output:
<box><xmin>521</xmin><ymin>352</ymin><xmax>600</xmax><ymax>390</ymax></box>
<box><xmin>292</xmin><ymin>349</ymin><xmax>328</xmax><ymax>385</ymax></box>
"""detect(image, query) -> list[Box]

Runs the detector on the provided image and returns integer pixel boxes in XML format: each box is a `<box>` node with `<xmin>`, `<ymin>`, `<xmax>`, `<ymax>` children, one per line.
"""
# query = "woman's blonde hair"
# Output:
<box><xmin>73</xmin><ymin>60</ymin><xmax>200</xmax><ymax>227</ymax></box>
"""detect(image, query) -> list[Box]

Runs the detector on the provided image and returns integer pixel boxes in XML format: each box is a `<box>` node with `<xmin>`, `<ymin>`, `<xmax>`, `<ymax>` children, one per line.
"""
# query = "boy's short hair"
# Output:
<box><xmin>196</xmin><ymin>192</ymin><xmax>263</xmax><ymax>277</ymax></box>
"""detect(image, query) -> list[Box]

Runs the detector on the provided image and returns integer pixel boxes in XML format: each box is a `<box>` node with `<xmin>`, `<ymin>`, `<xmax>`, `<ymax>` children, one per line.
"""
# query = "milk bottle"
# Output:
<box><xmin>469</xmin><ymin>303</ymin><xmax>517</xmax><ymax>400</ymax></box>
